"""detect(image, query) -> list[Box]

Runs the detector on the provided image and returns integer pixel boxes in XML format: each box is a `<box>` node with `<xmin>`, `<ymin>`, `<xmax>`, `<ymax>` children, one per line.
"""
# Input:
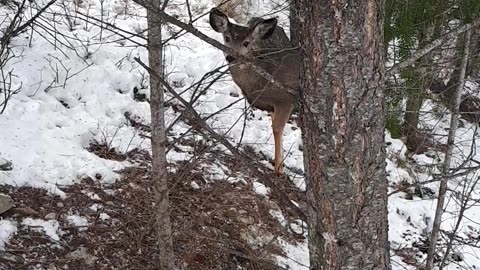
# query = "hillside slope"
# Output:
<box><xmin>0</xmin><ymin>0</ymin><xmax>479</xmax><ymax>269</ymax></box>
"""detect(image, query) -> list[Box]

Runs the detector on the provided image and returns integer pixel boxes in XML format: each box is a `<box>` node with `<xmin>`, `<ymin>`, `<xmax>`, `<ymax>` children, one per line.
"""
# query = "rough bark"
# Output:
<box><xmin>444</xmin><ymin>34</ymin><xmax>469</xmax><ymax>109</ymax></box>
<box><xmin>291</xmin><ymin>0</ymin><xmax>389</xmax><ymax>269</ymax></box>
<box><xmin>466</xmin><ymin>27</ymin><xmax>480</xmax><ymax>78</ymax></box>
<box><xmin>425</xmin><ymin>29</ymin><xmax>471</xmax><ymax>270</ymax></box>
<box><xmin>146</xmin><ymin>0</ymin><xmax>174</xmax><ymax>268</ymax></box>
<box><xmin>289</xmin><ymin>1</ymin><xmax>300</xmax><ymax>46</ymax></box>
<box><xmin>403</xmin><ymin>86</ymin><xmax>424</xmax><ymax>151</ymax></box>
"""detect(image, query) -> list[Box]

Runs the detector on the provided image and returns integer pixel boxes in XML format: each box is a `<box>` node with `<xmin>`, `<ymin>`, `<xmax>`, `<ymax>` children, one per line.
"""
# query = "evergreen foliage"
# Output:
<box><xmin>384</xmin><ymin>0</ymin><xmax>480</xmax><ymax>140</ymax></box>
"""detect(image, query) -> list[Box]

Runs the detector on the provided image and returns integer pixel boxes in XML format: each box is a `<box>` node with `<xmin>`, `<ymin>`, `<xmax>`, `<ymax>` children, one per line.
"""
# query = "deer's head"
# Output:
<box><xmin>209</xmin><ymin>8</ymin><xmax>277</xmax><ymax>63</ymax></box>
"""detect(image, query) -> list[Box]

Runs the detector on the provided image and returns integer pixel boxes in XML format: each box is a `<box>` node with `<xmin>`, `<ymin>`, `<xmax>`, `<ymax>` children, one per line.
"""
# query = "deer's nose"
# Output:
<box><xmin>226</xmin><ymin>55</ymin><xmax>236</xmax><ymax>63</ymax></box>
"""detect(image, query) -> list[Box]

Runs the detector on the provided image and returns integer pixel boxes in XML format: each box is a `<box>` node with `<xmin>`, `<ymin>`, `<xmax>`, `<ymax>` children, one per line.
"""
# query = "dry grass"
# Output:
<box><xmin>0</xmin><ymin>136</ymin><xmax>305</xmax><ymax>269</ymax></box>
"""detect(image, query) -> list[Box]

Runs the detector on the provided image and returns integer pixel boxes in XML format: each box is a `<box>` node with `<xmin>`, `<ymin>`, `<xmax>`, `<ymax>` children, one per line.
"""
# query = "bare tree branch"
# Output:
<box><xmin>425</xmin><ymin>28</ymin><xmax>472</xmax><ymax>270</ymax></box>
<box><xmin>0</xmin><ymin>0</ymin><xmax>57</xmax><ymax>46</ymax></box>
<box><xmin>386</xmin><ymin>18</ymin><xmax>480</xmax><ymax>79</ymax></box>
<box><xmin>134</xmin><ymin>56</ymin><xmax>307</xmax><ymax>221</ymax></box>
<box><xmin>131</xmin><ymin>0</ymin><xmax>299</xmax><ymax>99</ymax></box>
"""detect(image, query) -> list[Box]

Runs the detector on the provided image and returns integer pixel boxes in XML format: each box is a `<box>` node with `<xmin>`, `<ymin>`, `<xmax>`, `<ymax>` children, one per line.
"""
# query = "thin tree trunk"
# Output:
<box><xmin>444</xmin><ymin>31</ymin><xmax>474</xmax><ymax>109</ymax></box>
<box><xmin>402</xmin><ymin>67</ymin><xmax>431</xmax><ymax>152</ymax></box>
<box><xmin>291</xmin><ymin>0</ymin><xmax>389</xmax><ymax>269</ymax></box>
<box><xmin>146</xmin><ymin>0</ymin><xmax>174</xmax><ymax>268</ymax></box>
<box><xmin>425</xmin><ymin>29</ymin><xmax>472</xmax><ymax>270</ymax></box>
<box><xmin>289</xmin><ymin>1</ymin><xmax>300</xmax><ymax>46</ymax></box>
<box><xmin>403</xmin><ymin>87</ymin><xmax>424</xmax><ymax>151</ymax></box>
<box><xmin>466</xmin><ymin>27</ymin><xmax>480</xmax><ymax>78</ymax></box>
<box><xmin>402</xmin><ymin>26</ymin><xmax>435</xmax><ymax>152</ymax></box>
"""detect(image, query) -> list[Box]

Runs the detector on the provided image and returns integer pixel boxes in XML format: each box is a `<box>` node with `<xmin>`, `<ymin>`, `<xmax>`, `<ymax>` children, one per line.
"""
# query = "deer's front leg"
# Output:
<box><xmin>271</xmin><ymin>105</ymin><xmax>294</xmax><ymax>176</ymax></box>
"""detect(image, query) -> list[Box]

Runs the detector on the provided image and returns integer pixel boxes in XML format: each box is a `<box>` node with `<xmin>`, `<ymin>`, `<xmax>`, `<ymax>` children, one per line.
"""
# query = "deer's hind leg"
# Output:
<box><xmin>271</xmin><ymin>105</ymin><xmax>294</xmax><ymax>176</ymax></box>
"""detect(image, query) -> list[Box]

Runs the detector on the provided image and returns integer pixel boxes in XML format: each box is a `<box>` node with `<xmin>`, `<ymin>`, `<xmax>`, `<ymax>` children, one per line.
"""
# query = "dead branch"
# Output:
<box><xmin>131</xmin><ymin>0</ymin><xmax>299</xmax><ymax>99</ymax></box>
<box><xmin>134</xmin><ymin>56</ymin><xmax>306</xmax><ymax>221</ymax></box>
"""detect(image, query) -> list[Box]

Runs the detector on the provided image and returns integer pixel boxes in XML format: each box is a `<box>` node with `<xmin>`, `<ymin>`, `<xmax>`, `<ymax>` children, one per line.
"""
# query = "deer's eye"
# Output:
<box><xmin>243</xmin><ymin>41</ymin><xmax>250</xmax><ymax>47</ymax></box>
<box><xmin>224</xmin><ymin>36</ymin><xmax>231</xmax><ymax>42</ymax></box>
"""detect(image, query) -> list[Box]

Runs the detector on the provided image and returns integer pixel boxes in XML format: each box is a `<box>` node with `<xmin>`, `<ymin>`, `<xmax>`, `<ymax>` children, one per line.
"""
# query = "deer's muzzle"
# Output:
<box><xmin>226</xmin><ymin>55</ymin><xmax>236</xmax><ymax>63</ymax></box>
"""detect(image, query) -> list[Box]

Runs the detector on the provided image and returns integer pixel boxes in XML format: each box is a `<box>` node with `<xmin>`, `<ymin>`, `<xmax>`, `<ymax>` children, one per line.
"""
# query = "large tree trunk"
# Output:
<box><xmin>146</xmin><ymin>0</ymin><xmax>174</xmax><ymax>269</ymax></box>
<box><xmin>291</xmin><ymin>0</ymin><xmax>390</xmax><ymax>269</ymax></box>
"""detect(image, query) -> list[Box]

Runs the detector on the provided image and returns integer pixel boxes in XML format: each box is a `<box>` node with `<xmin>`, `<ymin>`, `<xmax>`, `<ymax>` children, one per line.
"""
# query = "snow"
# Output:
<box><xmin>0</xmin><ymin>74</ymin><xmax>132</xmax><ymax>196</ymax></box>
<box><xmin>89</xmin><ymin>204</ymin><xmax>101</xmax><ymax>211</ymax></box>
<box><xmin>190</xmin><ymin>181</ymin><xmax>201</xmax><ymax>190</ymax></box>
<box><xmin>99</xmin><ymin>213</ymin><xmax>110</xmax><ymax>220</ymax></box>
<box><xmin>82</xmin><ymin>191</ymin><xmax>102</xmax><ymax>201</ymax></box>
<box><xmin>253</xmin><ymin>181</ymin><xmax>269</xmax><ymax>196</ymax></box>
<box><xmin>0</xmin><ymin>0</ymin><xmax>480</xmax><ymax>268</ymax></box>
<box><xmin>0</xmin><ymin>220</ymin><xmax>17</xmax><ymax>250</ymax></box>
<box><xmin>67</xmin><ymin>215</ymin><xmax>89</xmax><ymax>229</ymax></box>
<box><xmin>22</xmin><ymin>218</ymin><xmax>61</xmax><ymax>242</ymax></box>
<box><xmin>385</xmin><ymin>93</ymin><xmax>480</xmax><ymax>269</ymax></box>
<box><xmin>276</xmin><ymin>238</ymin><xmax>309</xmax><ymax>270</ymax></box>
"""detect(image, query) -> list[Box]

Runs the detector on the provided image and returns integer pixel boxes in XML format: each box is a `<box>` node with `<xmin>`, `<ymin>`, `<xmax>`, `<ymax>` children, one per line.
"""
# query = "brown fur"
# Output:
<box><xmin>210</xmin><ymin>8</ymin><xmax>300</xmax><ymax>175</ymax></box>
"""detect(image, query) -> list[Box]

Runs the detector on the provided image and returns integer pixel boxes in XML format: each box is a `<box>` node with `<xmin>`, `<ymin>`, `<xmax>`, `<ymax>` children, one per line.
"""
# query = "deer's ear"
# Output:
<box><xmin>251</xmin><ymin>18</ymin><xmax>277</xmax><ymax>40</ymax></box>
<box><xmin>209</xmin><ymin>8</ymin><xmax>230</xmax><ymax>33</ymax></box>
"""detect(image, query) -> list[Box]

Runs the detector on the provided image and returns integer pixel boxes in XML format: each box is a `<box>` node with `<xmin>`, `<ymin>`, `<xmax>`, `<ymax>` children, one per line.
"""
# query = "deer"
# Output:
<box><xmin>209</xmin><ymin>7</ymin><xmax>300</xmax><ymax>175</ymax></box>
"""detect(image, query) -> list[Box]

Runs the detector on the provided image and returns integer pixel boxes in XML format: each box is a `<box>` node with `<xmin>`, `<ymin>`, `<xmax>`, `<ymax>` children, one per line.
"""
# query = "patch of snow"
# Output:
<box><xmin>190</xmin><ymin>181</ymin><xmax>200</xmax><ymax>190</ymax></box>
<box><xmin>385</xmin><ymin>131</ymin><xmax>407</xmax><ymax>159</ymax></box>
<box><xmin>99</xmin><ymin>213</ymin><xmax>110</xmax><ymax>220</ymax></box>
<box><xmin>200</xmin><ymin>162</ymin><xmax>230</xmax><ymax>181</ymax></box>
<box><xmin>103</xmin><ymin>189</ymin><xmax>116</xmax><ymax>196</ymax></box>
<box><xmin>276</xmin><ymin>238</ymin><xmax>309</xmax><ymax>270</ymax></box>
<box><xmin>0</xmin><ymin>220</ymin><xmax>17</xmax><ymax>250</ymax></box>
<box><xmin>22</xmin><ymin>218</ymin><xmax>61</xmax><ymax>241</ymax></box>
<box><xmin>82</xmin><ymin>191</ymin><xmax>102</xmax><ymax>201</ymax></box>
<box><xmin>66</xmin><ymin>215</ymin><xmax>89</xmax><ymax>229</ymax></box>
<box><xmin>386</xmin><ymin>159</ymin><xmax>411</xmax><ymax>185</ymax></box>
<box><xmin>253</xmin><ymin>182</ymin><xmax>269</xmax><ymax>197</ymax></box>
<box><xmin>89</xmin><ymin>204</ymin><xmax>101</xmax><ymax>212</ymax></box>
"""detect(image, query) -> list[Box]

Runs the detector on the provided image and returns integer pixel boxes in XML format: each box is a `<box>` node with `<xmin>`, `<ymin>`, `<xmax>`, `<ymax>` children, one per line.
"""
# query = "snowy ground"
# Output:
<box><xmin>1</xmin><ymin>0</ymin><xmax>480</xmax><ymax>269</ymax></box>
